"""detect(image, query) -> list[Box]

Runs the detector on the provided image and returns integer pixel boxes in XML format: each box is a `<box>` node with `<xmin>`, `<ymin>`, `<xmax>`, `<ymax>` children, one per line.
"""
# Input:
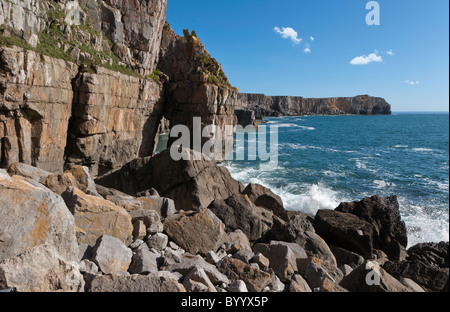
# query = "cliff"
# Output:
<box><xmin>0</xmin><ymin>0</ymin><xmax>237</xmax><ymax>176</ymax></box>
<box><xmin>237</xmin><ymin>93</ymin><xmax>392</xmax><ymax>119</ymax></box>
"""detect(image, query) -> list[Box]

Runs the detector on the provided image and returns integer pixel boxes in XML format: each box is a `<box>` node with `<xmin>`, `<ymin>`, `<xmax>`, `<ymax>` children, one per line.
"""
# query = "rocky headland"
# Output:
<box><xmin>0</xmin><ymin>0</ymin><xmax>447</xmax><ymax>293</ymax></box>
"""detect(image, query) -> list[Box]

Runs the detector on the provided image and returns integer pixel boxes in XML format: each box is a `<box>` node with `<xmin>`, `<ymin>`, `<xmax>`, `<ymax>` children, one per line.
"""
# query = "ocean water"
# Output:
<box><xmin>223</xmin><ymin>113</ymin><xmax>449</xmax><ymax>248</ymax></box>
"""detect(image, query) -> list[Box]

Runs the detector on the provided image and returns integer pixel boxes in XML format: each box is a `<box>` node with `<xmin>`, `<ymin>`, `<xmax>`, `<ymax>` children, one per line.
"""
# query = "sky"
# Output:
<box><xmin>166</xmin><ymin>0</ymin><xmax>449</xmax><ymax>112</ymax></box>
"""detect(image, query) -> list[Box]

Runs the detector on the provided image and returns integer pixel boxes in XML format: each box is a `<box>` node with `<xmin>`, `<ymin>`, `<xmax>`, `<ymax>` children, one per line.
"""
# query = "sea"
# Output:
<box><xmin>156</xmin><ymin>112</ymin><xmax>449</xmax><ymax>247</ymax></box>
<box><xmin>223</xmin><ymin>112</ymin><xmax>449</xmax><ymax>248</ymax></box>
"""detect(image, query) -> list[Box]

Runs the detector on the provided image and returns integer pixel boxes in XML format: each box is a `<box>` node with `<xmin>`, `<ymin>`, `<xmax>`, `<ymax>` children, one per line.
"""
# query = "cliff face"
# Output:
<box><xmin>1</xmin><ymin>0</ymin><xmax>238</xmax><ymax>176</ymax></box>
<box><xmin>158</xmin><ymin>25</ymin><xmax>238</xmax><ymax>156</ymax></box>
<box><xmin>237</xmin><ymin>93</ymin><xmax>392</xmax><ymax>118</ymax></box>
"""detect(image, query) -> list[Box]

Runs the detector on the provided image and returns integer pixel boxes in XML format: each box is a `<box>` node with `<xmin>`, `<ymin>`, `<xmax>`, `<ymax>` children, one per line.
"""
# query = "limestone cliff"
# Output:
<box><xmin>237</xmin><ymin>93</ymin><xmax>392</xmax><ymax>118</ymax></box>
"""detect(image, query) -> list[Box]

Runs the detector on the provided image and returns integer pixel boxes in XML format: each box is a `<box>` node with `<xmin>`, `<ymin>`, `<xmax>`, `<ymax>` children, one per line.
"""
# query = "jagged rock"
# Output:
<box><xmin>340</xmin><ymin>264</ymin><xmax>354</xmax><ymax>276</ymax></box>
<box><xmin>163</xmin><ymin>208</ymin><xmax>228</xmax><ymax>255</ymax></box>
<box><xmin>264</xmin><ymin>275</ymin><xmax>286</xmax><ymax>293</ymax></box>
<box><xmin>232</xmin><ymin>250</ymin><xmax>255</xmax><ymax>264</ymax></box>
<box><xmin>129</xmin><ymin>209</ymin><xmax>162</xmax><ymax>236</ymax></box>
<box><xmin>336</xmin><ymin>195</ymin><xmax>408</xmax><ymax>249</ymax></box>
<box><xmin>0</xmin><ymin>244</ymin><xmax>84</xmax><ymax>292</ymax></box>
<box><xmin>382</xmin><ymin>240</ymin><xmax>408</xmax><ymax>262</ymax></box>
<box><xmin>0</xmin><ymin>173</ymin><xmax>78</xmax><ymax>262</ymax></box>
<box><xmin>252</xmin><ymin>242</ymin><xmax>303</xmax><ymax>282</ymax></box>
<box><xmin>289</xmin><ymin>274</ymin><xmax>312</xmax><ymax>292</ymax></box>
<box><xmin>206</xmin><ymin>251</ymin><xmax>223</xmax><ymax>266</ymax></box>
<box><xmin>183</xmin><ymin>266</ymin><xmax>216</xmax><ymax>292</ymax></box>
<box><xmin>330</xmin><ymin>245</ymin><xmax>365</xmax><ymax>269</ymax></box>
<box><xmin>102</xmin><ymin>194</ymin><xmax>175</xmax><ymax>218</ymax></box>
<box><xmin>237</xmin><ymin>93</ymin><xmax>392</xmax><ymax>116</ymax></box>
<box><xmin>6</xmin><ymin>162</ymin><xmax>51</xmax><ymax>183</ymax></box>
<box><xmin>217</xmin><ymin>257</ymin><xmax>272</xmax><ymax>292</ymax></box>
<box><xmin>383</xmin><ymin>259</ymin><xmax>449</xmax><ymax>292</ymax></box>
<box><xmin>314</xmin><ymin>209</ymin><xmax>374</xmax><ymax>259</ymax></box>
<box><xmin>61</xmin><ymin>187</ymin><xmax>133</xmax><ymax>246</ymax></box>
<box><xmin>228</xmin><ymin>230</ymin><xmax>252</xmax><ymax>251</ymax></box>
<box><xmin>79</xmin><ymin>259</ymin><xmax>99</xmax><ymax>275</ymax></box>
<box><xmin>132</xmin><ymin>220</ymin><xmax>147</xmax><ymax>240</ymax></box>
<box><xmin>242</xmin><ymin>183</ymin><xmax>288</xmax><ymax>221</ymax></box>
<box><xmin>44</xmin><ymin>165</ymin><xmax>97</xmax><ymax>195</ymax></box>
<box><xmin>91</xmin><ymin>235</ymin><xmax>133</xmax><ymax>274</ymax></box>
<box><xmin>96</xmin><ymin>148</ymin><xmax>244</xmax><ymax>211</ymax></box>
<box><xmin>227</xmin><ymin>280</ymin><xmax>248</xmax><ymax>293</ymax></box>
<box><xmin>407</xmin><ymin>242</ymin><xmax>449</xmax><ymax>268</ymax></box>
<box><xmin>128</xmin><ymin>248</ymin><xmax>160</xmax><ymax>275</ymax></box>
<box><xmin>399</xmin><ymin>277</ymin><xmax>426</xmax><ymax>292</ymax></box>
<box><xmin>146</xmin><ymin>233</ymin><xmax>168</xmax><ymax>251</ymax></box>
<box><xmin>85</xmin><ymin>272</ymin><xmax>186</xmax><ymax>292</ymax></box>
<box><xmin>208</xmin><ymin>194</ymin><xmax>274</xmax><ymax>242</ymax></box>
<box><xmin>340</xmin><ymin>260</ymin><xmax>411</xmax><ymax>292</ymax></box>
<box><xmin>297</xmin><ymin>258</ymin><xmax>336</xmax><ymax>290</ymax></box>
<box><xmin>252</xmin><ymin>253</ymin><xmax>271</xmax><ymax>269</ymax></box>
<box><xmin>163</xmin><ymin>253</ymin><xmax>229</xmax><ymax>285</ymax></box>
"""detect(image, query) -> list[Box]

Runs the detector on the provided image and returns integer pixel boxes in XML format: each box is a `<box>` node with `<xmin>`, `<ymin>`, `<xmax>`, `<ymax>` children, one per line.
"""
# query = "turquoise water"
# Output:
<box><xmin>223</xmin><ymin>113</ymin><xmax>449</xmax><ymax>247</ymax></box>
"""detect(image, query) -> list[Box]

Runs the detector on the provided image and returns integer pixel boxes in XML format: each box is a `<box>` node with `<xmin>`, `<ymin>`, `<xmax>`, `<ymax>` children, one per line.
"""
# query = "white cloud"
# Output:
<box><xmin>405</xmin><ymin>80</ymin><xmax>420</xmax><ymax>85</ymax></box>
<box><xmin>310</xmin><ymin>36</ymin><xmax>315</xmax><ymax>41</ymax></box>
<box><xmin>274</xmin><ymin>27</ymin><xmax>302</xmax><ymax>45</ymax></box>
<box><xmin>350</xmin><ymin>51</ymin><xmax>383</xmax><ymax>65</ymax></box>
<box><xmin>386</xmin><ymin>50</ymin><xmax>394</xmax><ymax>56</ymax></box>
<box><xmin>304</xmin><ymin>47</ymin><xmax>311</xmax><ymax>53</ymax></box>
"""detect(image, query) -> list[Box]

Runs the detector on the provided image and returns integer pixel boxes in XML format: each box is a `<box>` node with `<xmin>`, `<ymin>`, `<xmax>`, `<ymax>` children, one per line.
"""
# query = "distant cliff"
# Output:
<box><xmin>237</xmin><ymin>93</ymin><xmax>392</xmax><ymax>118</ymax></box>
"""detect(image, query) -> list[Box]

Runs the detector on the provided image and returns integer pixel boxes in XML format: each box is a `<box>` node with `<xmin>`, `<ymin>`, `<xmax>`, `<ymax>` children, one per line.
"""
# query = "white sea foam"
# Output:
<box><xmin>276</xmin><ymin>123</ymin><xmax>315</xmax><ymax>130</ymax></box>
<box><xmin>412</xmin><ymin>148</ymin><xmax>434</xmax><ymax>153</ymax></box>
<box><xmin>373</xmin><ymin>180</ymin><xmax>396</xmax><ymax>189</ymax></box>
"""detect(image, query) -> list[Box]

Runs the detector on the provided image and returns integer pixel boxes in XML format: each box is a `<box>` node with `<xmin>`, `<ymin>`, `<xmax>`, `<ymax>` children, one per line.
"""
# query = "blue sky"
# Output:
<box><xmin>166</xmin><ymin>0</ymin><xmax>449</xmax><ymax>112</ymax></box>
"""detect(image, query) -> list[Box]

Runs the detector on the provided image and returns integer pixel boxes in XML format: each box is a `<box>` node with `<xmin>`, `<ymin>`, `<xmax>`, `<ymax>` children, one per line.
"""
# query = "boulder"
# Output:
<box><xmin>296</xmin><ymin>257</ymin><xmax>336</xmax><ymax>290</ymax></box>
<box><xmin>340</xmin><ymin>260</ymin><xmax>411</xmax><ymax>292</ymax></box>
<box><xmin>336</xmin><ymin>195</ymin><xmax>408</xmax><ymax>248</ymax></box>
<box><xmin>163</xmin><ymin>254</ymin><xmax>229</xmax><ymax>285</ymax></box>
<box><xmin>228</xmin><ymin>230</ymin><xmax>252</xmax><ymax>251</ymax></box>
<box><xmin>289</xmin><ymin>274</ymin><xmax>312</xmax><ymax>292</ymax></box>
<box><xmin>163</xmin><ymin>208</ymin><xmax>228</xmax><ymax>255</ymax></box>
<box><xmin>291</xmin><ymin>231</ymin><xmax>338</xmax><ymax>270</ymax></box>
<box><xmin>44</xmin><ymin>165</ymin><xmax>98</xmax><ymax>196</ymax></box>
<box><xmin>128</xmin><ymin>248</ymin><xmax>160</xmax><ymax>275</ymax></box>
<box><xmin>183</xmin><ymin>266</ymin><xmax>216</xmax><ymax>292</ymax></box>
<box><xmin>85</xmin><ymin>272</ymin><xmax>186</xmax><ymax>292</ymax></box>
<box><xmin>407</xmin><ymin>242</ymin><xmax>449</xmax><ymax>268</ymax></box>
<box><xmin>106</xmin><ymin>194</ymin><xmax>175</xmax><ymax>218</ymax></box>
<box><xmin>208</xmin><ymin>194</ymin><xmax>274</xmax><ymax>242</ymax></box>
<box><xmin>61</xmin><ymin>187</ymin><xmax>133</xmax><ymax>246</ymax></box>
<box><xmin>314</xmin><ymin>209</ymin><xmax>374</xmax><ymax>259</ymax></box>
<box><xmin>382</xmin><ymin>240</ymin><xmax>408</xmax><ymax>262</ymax></box>
<box><xmin>242</xmin><ymin>183</ymin><xmax>288</xmax><ymax>221</ymax></box>
<box><xmin>218</xmin><ymin>257</ymin><xmax>272</xmax><ymax>292</ymax></box>
<box><xmin>227</xmin><ymin>280</ymin><xmax>249</xmax><ymax>292</ymax></box>
<box><xmin>146</xmin><ymin>233</ymin><xmax>169</xmax><ymax>251</ymax></box>
<box><xmin>7</xmin><ymin>162</ymin><xmax>51</xmax><ymax>183</ymax></box>
<box><xmin>0</xmin><ymin>244</ymin><xmax>84</xmax><ymax>292</ymax></box>
<box><xmin>330</xmin><ymin>245</ymin><xmax>365</xmax><ymax>269</ymax></box>
<box><xmin>96</xmin><ymin>148</ymin><xmax>244</xmax><ymax>211</ymax></box>
<box><xmin>0</xmin><ymin>174</ymin><xmax>78</xmax><ymax>262</ymax></box>
<box><xmin>91</xmin><ymin>235</ymin><xmax>133</xmax><ymax>274</ymax></box>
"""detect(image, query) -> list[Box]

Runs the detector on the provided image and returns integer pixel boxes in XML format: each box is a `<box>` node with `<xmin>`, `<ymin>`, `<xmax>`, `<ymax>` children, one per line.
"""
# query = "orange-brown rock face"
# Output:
<box><xmin>65</xmin><ymin>67</ymin><xmax>164</xmax><ymax>177</ymax></box>
<box><xmin>0</xmin><ymin>47</ymin><xmax>78</xmax><ymax>173</ymax></box>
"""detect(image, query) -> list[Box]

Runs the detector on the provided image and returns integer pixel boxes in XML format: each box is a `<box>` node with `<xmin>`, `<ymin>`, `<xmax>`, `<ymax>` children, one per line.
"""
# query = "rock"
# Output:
<box><xmin>252</xmin><ymin>253</ymin><xmax>271</xmax><ymax>269</ymax></box>
<box><xmin>242</xmin><ymin>183</ymin><xmax>288</xmax><ymax>221</ymax></box>
<box><xmin>91</xmin><ymin>235</ymin><xmax>133</xmax><ymax>274</ymax></box>
<box><xmin>314</xmin><ymin>209</ymin><xmax>374</xmax><ymax>259</ymax></box>
<box><xmin>183</xmin><ymin>266</ymin><xmax>216</xmax><ymax>292</ymax></box>
<box><xmin>132</xmin><ymin>220</ymin><xmax>147</xmax><ymax>240</ymax></box>
<box><xmin>206</xmin><ymin>251</ymin><xmax>223</xmax><ymax>265</ymax></box>
<box><xmin>0</xmin><ymin>174</ymin><xmax>78</xmax><ymax>262</ymax></box>
<box><xmin>228</xmin><ymin>230</ymin><xmax>252</xmax><ymax>251</ymax></box>
<box><xmin>209</xmin><ymin>194</ymin><xmax>274</xmax><ymax>242</ymax></box>
<box><xmin>232</xmin><ymin>250</ymin><xmax>255</xmax><ymax>264</ymax></box>
<box><xmin>382</xmin><ymin>240</ymin><xmax>408</xmax><ymax>262</ymax></box>
<box><xmin>264</xmin><ymin>275</ymin><xmax>286</xmax><ymax>292</ymax></box>
<box><xmin>340</xmin><ymin>260</ymin><xmax>411</xmax><ymax>292</ymax></box>
<box><xmin>146</xmin><ymin>233</ymin><xmax>169</xmax><ymax>251</ymax></box>
<box><xmin>163</xmin><ymin>208</ymin><xmax>228</xmax><ymax>255</ymax></box>
<box><xmin>218</xmin><ymin>257</ymin><xmax>272</xmax><ymax>292</ymax></box>
<box><xmin>61</xmin><ymin>187</ymin><xmax>133</xmax><ymax>246</ymax></box>
<box><xmin>129</xmin><ymin>209</ymin><xmax>163</xmax><ymax>236</ymax></box>
<box><xmin>399</xmin><ymin>277</ymin><xmax>426</xmax><ymax>292</ymax></box>
<box><xmin>383</xmin><ymin>259</ymin><xmax>449</xmax><ymax>292</ymax></box>
<box><xmin>289</xmin><ymin>274</ymin><xmax>312</xmax><ymax>292</ymax></box>
<box><xmin>0</xmin><ymin>244</ymin><xmax>84</xmax><ymax>292</ymax></box>
<box><xmin>128</xmin><ymin>249</ymin><xmax>160</xmax><ymax>275</ymax></box>
<box><xmin>85</xmin><ymin>272</ymin><xmax>186</xmax><ymax>292</ymax></box>
<box><xmin>286</xmin><ymin>213</ymin><xmax>316</xmax><ymax>236</ymax></box>
<box><xmin>227</xmin><ymin>280</ymin><xmax>248</xmax><ymax>293</ymax></box>
<box><xmin>336</xmin><ymin>195</ymin><xmax>408</xmax><ymax>248</ymax></box>
<box><xmin>292</xmin><ymin>231</ymin><xmax>339</xmax><ymax>273</ymax></box>
<box><xmin>297</xmin><ymin>258</ymin><xmax>336</xmax><ymax>289</ymax></box>
<box><xmin>407</xmin><ymin>242</ymin><xmax>449</xmax><ymax>268</ymax></box>
<box><xmin>253</xmin><ymin>243</ymin><xmax>300</xmax><ymax>282</ymax></box>
<box><xmin>163</xmin><ymin>254</ymin><xmax>229</xmax><ymax>285</ymax></box>
<box><xmin>96</xmin><ymin>148</ymin><xmax>243</xmax><ymax>211</ymax></box>
<box><xmin>79</xmin><ymin>259</ymin><xmax>99</xmax><ymax>274</ymax></box>
<box><xmin>373</xmin><ymin>249</ymin><xmax>389</xmax><ymax>266</ymax></box>
<box><xmin>78</xmin><ymin>244</ymin><xmax>93</xmax><ymax>261</ymax></box>
<box><xmin>108</xmin><ymin>195</ymin><xmax>175</xmax><ymax>218</ymax></box>
<box><xmin>6</xmin><ymin>162</ymin><xmax>51</xmax><ymax>183</ymax></box>
<box><xmin>319</xmin><ymin>278</ymin><xmax>349</xmax><ymax>293</ymax></box>
<box><xmin>330</xmin><ymin>245</ymin><xmax>365</xmax><ymax>269</ymax></box>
